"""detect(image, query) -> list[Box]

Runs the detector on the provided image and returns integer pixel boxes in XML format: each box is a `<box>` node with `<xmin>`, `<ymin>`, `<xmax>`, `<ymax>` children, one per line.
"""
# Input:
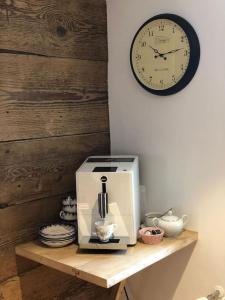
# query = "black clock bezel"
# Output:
<box><xmin>130</xmin><ymin>13</ymin><xmax>200</xmax><ymax>96</ymax></box>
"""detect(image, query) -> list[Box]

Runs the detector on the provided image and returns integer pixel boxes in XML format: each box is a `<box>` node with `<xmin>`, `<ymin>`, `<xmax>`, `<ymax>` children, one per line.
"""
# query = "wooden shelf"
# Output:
<box><xmin>15</xmin><ymin>230</ymin><xmax>197</xmax><ymax>289</ymax></box>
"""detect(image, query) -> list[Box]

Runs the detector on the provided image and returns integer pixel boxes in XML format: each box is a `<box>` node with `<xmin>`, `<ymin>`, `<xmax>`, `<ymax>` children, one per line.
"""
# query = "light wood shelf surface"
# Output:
<box><xmin>15</xmin><ymin>230</ymin><xmax>197</xmax><ymax>288</ymax></box>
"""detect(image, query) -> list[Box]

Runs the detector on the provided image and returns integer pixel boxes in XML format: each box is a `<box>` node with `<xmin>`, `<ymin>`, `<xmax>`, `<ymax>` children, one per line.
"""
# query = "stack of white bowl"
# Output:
<box><xmin>39</xmin><ymin>224</ymin><xmax>76</xmax><ymax>247</ymax></box>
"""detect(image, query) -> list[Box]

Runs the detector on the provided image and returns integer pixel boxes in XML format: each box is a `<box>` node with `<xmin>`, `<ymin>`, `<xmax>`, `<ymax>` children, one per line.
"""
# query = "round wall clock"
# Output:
<box><xmin>130</xmin><ymin>14</ymin><xmax>200</xmax><ymax>96</ymax></box>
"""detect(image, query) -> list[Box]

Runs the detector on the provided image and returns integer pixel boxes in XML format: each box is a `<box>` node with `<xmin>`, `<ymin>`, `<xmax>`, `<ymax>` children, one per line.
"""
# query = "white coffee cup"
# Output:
<box><xmin>95</xmin><ymin>220</ymin><xmax>117</xmax><ymax>242</ymax></box>
<box><xmin>59</xmin><ymin>211</ymin><xmax>76</xmax><ymax>221</ymax></box>
<box><xmin>63</xmin><ymin>205</ymin><xmax>76</xmax><ymax>213</ymax></box>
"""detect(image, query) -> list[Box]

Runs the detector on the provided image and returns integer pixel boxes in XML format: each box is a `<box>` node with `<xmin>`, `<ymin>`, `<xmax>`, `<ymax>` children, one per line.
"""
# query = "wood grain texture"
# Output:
<box><xmin>19</xmin><ymin>266</ymin><xmax>111</xmax><ymax>300</ymax></box>
<box><xmin>0</xmin><ymin>195</ymin><xmax>64</xmax><ymax>244</ymax></box>
<box><xmin>0</xmin><ymin>0</ymin><xmax>107</xmax><ymax>61</ymax></box>
<box><xmin>0</xmin><ymin>240</ymin><xmax>40</xmax><ymax>284</ymax></box>
<box><xmin>0</xmin><ymin>194</ymin><xmax>65</xmax><ymax>283</ymax></box>
<box><xmin>0</xmin><ymin>54</ymin><xmax>108</xmax><ymax>141</ymax></box>
<box><xmin>16</xmin><ymin>231</ymin><xmax>198</xmax><ymax>288</ymax></box>
<box><xmin>0</xmin><ymin>243</ymin><xmax>38</xmax><ymax>284</ymax></box>
<box><xmin>0</xmin><ymin>276</ymin><xmax>22</xmax><ymax>300</ymax></box>
<box><xmin>0</xmin><ymin>244</ymin><xmax>17</xmax><ymax>283</ymax></box>
<box><xmin>0</xmin><ymin>0</ymin><xmax>109</xmax><ymax>298</ymax></box>
<box><xmin>0</xmin><ymin>132</ymin><xmax>110</xmax><ymax>206</ymax></box>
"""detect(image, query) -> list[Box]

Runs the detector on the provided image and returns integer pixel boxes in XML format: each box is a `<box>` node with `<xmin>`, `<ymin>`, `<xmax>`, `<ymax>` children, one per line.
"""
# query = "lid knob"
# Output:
<box><xmin>168</xmin><ymin>210</ymin><xmax>173</xmax><ymax>216</ymax></box>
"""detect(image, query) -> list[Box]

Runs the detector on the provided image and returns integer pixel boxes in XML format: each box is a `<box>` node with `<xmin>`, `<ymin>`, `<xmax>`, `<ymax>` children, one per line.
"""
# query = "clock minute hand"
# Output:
<box><xmin>163</xmin><ymin>48</ymin><xmax>183</xmax><ymax>55</ymax></box>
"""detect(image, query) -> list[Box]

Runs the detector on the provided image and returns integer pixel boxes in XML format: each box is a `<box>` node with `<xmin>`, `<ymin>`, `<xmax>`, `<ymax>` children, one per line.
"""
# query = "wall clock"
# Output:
<box><xmin>130</xmin><ymin>14</ymin><xmax>200</xmax><ymax>96</ymax></box>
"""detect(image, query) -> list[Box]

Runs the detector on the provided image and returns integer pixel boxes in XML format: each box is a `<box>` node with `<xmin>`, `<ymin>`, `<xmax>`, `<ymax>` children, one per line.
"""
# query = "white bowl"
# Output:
<box><xmin>39</xmin><ymin>224</ymin><xmax>75</xmax><ymax>238</ymax></box>
<box><xmin>39</xmin><ymin>232</ymin><xmax>75</xmax><ymax>240</ymax></box>
<box><xmin>40</xmin><ymin>237</ymin><xmax>75</xmax><ymax>248</ymax></box>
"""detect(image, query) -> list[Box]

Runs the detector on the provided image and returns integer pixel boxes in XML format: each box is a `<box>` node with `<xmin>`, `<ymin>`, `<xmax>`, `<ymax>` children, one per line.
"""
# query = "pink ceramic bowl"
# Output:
<box><xmin>139</xmin><ymin>227</ymin><xmax>164</xmax><ymax>245</ymax></box>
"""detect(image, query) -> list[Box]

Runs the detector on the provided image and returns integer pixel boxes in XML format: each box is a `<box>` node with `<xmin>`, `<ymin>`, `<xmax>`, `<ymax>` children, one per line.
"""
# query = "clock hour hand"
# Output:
<box><xmin>149</xmin><ymin>45</ymin><xmax>167</xmax><ymax>60</ymax></box>
<box><xmin>149</xmin><ymin>45</ymin><xmax>160</xmax><ymax>54</ymax></box>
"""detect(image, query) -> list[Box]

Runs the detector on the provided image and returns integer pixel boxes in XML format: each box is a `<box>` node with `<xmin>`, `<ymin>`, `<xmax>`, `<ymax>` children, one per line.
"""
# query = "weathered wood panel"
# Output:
<box><xmin>0</xmin><ymin>243</ymin><xmax>41</xmax><ymax>285</ymax></box>
<box><xmin>0</xmin><ymin>54</ymin><xmax>107</xmax><ymax>91</ymax></box>
<box><xmin>0</xmin><ymin>195</ymin><xmax>64</xmax><ymax>243</ymax></box>
<box><xmin>19</xmin><ymin>266</ymin><xmax>111</xmax><ymax>300</ymax></box>
<box><xmin>0</xmin><ymin>194</ymin><xmax>67</xmax><ymax>283</ymax></box>
<box><xmin>0</xmin><ymin>244</ymin><xmax>17</xmax><ymax>283</ymax></box>
<box><xmin>0</xmin><ymin>276</ymin><xmax>22</xmax><ymax>300</ymax></box>
<box><xmin>0</xmin><ymin>0</ymin><xmax>107</xmax><ymax>61</ymax></box>
<box><xmin>0</xmin><ymin>54</ymin><xmax>108</xmax><ymax>141</ymax></box>
<box><xmin>0</xmin><ymin>132</ymin><xmax>110</xmax><ymax>206</ymax></box>
<box><xmin>0</xmin><ymin>0</ymin><xmax>109</xmax><ymax>298</ymax></box>
<box><xmin>0</xmin><ymin>243</ymin><xmax>39</xmax><ymax>284</ymax></box>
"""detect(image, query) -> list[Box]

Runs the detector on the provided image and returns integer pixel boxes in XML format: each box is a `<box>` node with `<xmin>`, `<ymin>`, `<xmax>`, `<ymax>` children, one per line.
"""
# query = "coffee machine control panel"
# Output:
<box><xmin>87</xmin><ymin>158</ymin><xmax>135</xmax><ymax>163</ymax></box>
<box><xmin>79</xmin><ymin>157</ymin><xmax>136</xmax><ymax>173</ymax></box>
<box><xmin>93</xmin><ymin>167</ymin><xmax>118</xmax><ymax>172</ymax></box>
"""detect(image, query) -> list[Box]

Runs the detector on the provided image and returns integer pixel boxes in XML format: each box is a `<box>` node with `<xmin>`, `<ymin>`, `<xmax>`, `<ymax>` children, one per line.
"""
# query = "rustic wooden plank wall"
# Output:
<box><xmin>0</xmin><ymin>0</ymin><xmax>110</xmax><ymax>299</ymax></box>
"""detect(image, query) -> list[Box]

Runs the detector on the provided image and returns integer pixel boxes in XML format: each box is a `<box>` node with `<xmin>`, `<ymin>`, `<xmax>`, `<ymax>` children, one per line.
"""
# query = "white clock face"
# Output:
<box><xmin>131</xmin><ymin>18</ymin><xmax>190</xmax><ymax>91</ymax></box>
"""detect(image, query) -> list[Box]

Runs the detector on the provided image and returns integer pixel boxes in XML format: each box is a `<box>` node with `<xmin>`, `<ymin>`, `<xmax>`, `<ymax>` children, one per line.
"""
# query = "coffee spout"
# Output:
<box><xmin>98</xmin><ymin>192</ymin><xmax>108</xmax><ymax>219</ymax></box>
<box><xmin>98</xmin><ymin>176</ymin><xmax>108</xmax><ymax>219</ymax></box>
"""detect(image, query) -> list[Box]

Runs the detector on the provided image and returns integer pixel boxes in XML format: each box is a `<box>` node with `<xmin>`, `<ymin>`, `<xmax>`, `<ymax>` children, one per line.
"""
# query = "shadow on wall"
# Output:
<box><xmin>127</xmin><ymin>243</ymin><xmax>196</xmax><ymax>300</ymax></box>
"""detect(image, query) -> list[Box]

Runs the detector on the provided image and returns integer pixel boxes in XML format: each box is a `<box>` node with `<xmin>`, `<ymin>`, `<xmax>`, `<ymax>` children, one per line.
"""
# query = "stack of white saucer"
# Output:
<box><xmin>59</xmin><ymin>196</ymin><xmax>77</xmax><ymax>222</ymax></box>
<box><xmin>39</xmin><ymin>224</ymin><xmax>76</xmax><ymax>247</ymax></box>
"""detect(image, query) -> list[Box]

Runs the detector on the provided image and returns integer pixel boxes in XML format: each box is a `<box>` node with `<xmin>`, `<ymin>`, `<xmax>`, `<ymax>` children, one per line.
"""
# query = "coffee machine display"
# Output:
<box><xmin>76</xmin><ymin>156</ymin><xmax>140</xmax><ymax>250</ymax></box>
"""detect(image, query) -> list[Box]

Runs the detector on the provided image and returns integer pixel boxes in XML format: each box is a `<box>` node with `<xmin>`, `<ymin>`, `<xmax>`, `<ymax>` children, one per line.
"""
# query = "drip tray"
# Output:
<box><xmin>79</xmin><ymin>236</ymin><xmax>128</xmax><ymax>250</ymax></box>
<box><xmin>89</xmin><ymin>238</ymin><xmax>120</xmax><ymax>244</ymax></box>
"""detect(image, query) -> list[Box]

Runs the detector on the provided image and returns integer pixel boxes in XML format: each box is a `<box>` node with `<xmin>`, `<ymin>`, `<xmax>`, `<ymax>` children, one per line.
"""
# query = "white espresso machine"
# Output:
<box><xmin>76</xmin><ymin>156</ymin><xmax>140</xmax><ymax>250</ymax></box>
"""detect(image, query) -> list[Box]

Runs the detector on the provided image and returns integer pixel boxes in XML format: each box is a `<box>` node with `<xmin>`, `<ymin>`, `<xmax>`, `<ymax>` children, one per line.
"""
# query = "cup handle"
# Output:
<box><xmin>152</xmin><ymin>217</ymin><xmax>159</xmax><ymax>227</ymax></box>
<box><xmin>59</xmin><ymin>211</ymin><xmax>64</xmax><ymax>218</ymax></box>
<box><xmin>182</xmin><ymin>215</ymin><xmax>188</xmax><ymax>226</ymax></box>
<box><xmin>113</xmin><ymin>224</ymin><xmax>118</xmax><ymax>231</ymax></box>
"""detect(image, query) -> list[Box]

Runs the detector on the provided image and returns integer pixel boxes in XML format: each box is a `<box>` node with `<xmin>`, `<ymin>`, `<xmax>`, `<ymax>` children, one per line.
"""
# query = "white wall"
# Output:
<box><xmin>107</xmin><ymin>1</ymin><xmax>225</xmax><ymax>299</ymax></box>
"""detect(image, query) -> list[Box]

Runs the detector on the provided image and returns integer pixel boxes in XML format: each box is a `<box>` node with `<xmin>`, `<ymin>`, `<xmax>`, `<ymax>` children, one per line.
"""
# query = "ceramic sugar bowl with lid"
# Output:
<box><xmin>153</xmin><ymin>210</ymin><xmax>188</xmax><ymax>237</ymax></box>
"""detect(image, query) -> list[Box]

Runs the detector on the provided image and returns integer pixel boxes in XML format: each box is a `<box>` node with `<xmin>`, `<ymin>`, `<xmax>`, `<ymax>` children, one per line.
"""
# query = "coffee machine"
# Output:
<box><xmin>76</xmin><ymin>156</ymin><xmax>140</xmax><ymax>250</ymax></box>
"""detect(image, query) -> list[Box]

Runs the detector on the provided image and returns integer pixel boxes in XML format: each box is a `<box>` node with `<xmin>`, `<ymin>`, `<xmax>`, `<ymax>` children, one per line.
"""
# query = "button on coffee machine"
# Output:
<box><xmin>76</xmin><ymin>156</ymin><xmax>140</xmax><ymax>250</ymax></box>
